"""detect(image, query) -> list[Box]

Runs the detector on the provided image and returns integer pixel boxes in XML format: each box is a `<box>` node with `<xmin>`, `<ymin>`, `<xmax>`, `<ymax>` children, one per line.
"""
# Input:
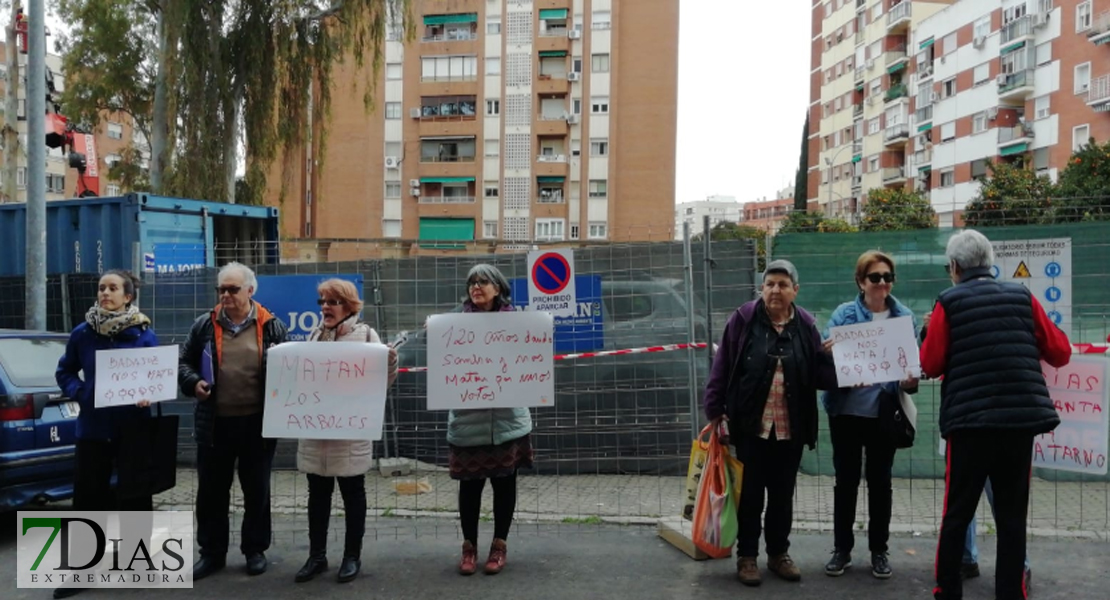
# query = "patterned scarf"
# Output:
<box><xmin>85</xmin><ymin>304</ymin><xmax>151</xmax><ymax>338</ymax></box>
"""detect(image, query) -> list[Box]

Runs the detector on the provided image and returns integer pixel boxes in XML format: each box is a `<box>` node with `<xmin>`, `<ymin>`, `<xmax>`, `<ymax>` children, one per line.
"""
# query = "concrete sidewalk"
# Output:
<box><xmin>151</xmin><ymin>464</ymin><xmax>1110</xmax><ymax>540</ymax></box>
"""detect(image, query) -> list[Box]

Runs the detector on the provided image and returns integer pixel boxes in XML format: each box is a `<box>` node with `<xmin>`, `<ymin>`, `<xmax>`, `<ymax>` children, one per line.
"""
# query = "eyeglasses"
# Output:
<box><xmin>317</xmin><ymin>298</ymin><xmax>344</xmax><ymax>306</ymax></box>
<box><xmin>468</xmin><ymin>278</ymin><xmax>492</xmax><ymax>288</ymax></box>
<box><xmin>865</xmin><ymin>272</ymin><xmax>896</xmax><ymax>284</ymax></box>
<box><xmin>215</xmin><ymin>285</ymin><xmax>242</xmax><ymax>296</ymax></box>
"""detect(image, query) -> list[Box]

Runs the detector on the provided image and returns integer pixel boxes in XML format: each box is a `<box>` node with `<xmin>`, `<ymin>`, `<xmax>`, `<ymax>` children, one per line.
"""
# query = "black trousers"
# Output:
<box><xmin>458</xmin><ymin>473</ymin><xmax>517</xmax><ymax>545</ymax></box>
<box><xmin>935</xmin><ymin>431</ymin><xmax>1034</xmax><ymax>600</ymax></box>
<box><xmin>195</xmin><ymin>413</ymin><xmax>277</xmax><ymax>558</ymax></box>
<box><xmin>733</xmin><ymin>433</ymin><xmax>804</xmax><ymax>558</ymax></box>
<box><xmin>829</xmin><ymin>415</ymin><xmax>897</xmax><ymax>554</ymax></box>
<box><xmin>306</xmin><ymin>473</ymin><xmax>367</xmax><ymax>559</ymax></box>
<box><xmin>74</xmin><ymin>438</ymin><xmax>153</xmax><ymax>512</ymax></box>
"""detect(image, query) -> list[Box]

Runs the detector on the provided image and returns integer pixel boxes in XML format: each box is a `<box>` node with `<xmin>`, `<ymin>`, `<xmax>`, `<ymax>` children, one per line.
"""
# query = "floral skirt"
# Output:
<box><xmin>448</xmin><ymin>434</ymin><xmax>534</xmax><ymax>480</ymax></box>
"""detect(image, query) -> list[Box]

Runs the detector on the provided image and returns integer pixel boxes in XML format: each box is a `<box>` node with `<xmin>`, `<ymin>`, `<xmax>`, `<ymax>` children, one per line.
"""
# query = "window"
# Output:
<box><xmin>1033</xmin><ymin>147</ymin><xmax>1050</xmax><ymax>171</ymax></box>
<box><xmin>588</xmin><ymin>222</ymin><xmax>607</xmax><ymax>239</ymax></box>
<box><xmin>974</xmin><ymin>64</ymin><xmax>990</xmax><ymax>85</ymax></box>
<box><xmin>1073</xmin><ymin>124</ymin><xmax>1090</xmax><ymax>151</ymax></box>
<box><xmin>940</xmin><ymin>169</ymin><xmax>955</xmax><ymax>187</ymax></box>
<box><xmin>382</xmin><ymin>219</ymin><xmax>402</xmax><ymax>238</ymax></box>
<box><xmin>974</xmin><ymin>16</ymin><xmax>991</xmax><ymax>39</ymax></box>
<box><xmin>591</xmin><ymin>53</ymin><xmax>610</xmax><ymax>73</ymax></box>
<box><xmin>484</xmin><ymin>183</ymin><xmax>499</xmax><ymax>198</ymax></box>
<box><xmin>942</xmin><ymin>32</ymin><xmax>958</xmax><ymax>56</ymax></box>
<box><xmin>1004</xmin><ymin>4</ymin><xmax>1027</xmax><ymax>24</ymax></box>
<box><xmin>868</xmin><ymin>117</ymin><xmax>880</xmax><ymax>135</ymax></box>
<box><xmin>590</xmin><ymin>138</ymin><xmax>609</xmax><ymax>156</ymax></box>
<box><xmin>940</xmin><ymin>121</ymin><xmax>956</xmax><ymax>142</ymax></box>
<box><xmin>1075</xmin><ymin>63</ymin><xmax>1091</xmax><ymax>94</ymax></box>
<box><xmin>484</xmin><ymin>139</ymin><xmax>499</xmax><ymax>157</ymax></box>
<box><xmin>106</xmin><ymin>183</ymin><xmax>121</xmax><ymax>196</ymax></box>
<box><xmin>421</xmin><ymin>55</ymin><xmax>478</xmax><ymax>81</ymax></box>
<box><xmin>572</xmin><ymin>99</ymin><xmax>582</xmax><ymax>114</ymax></box>
<box><xmin>385</xmin><ymin>102</ymin><xmax>402</xmax><ymax>119</ymax></box>
<box><xmin>871</xmin><ymin>3</ymin><xmax>883</xmax><ymax>22</ymax></box>
<box><xmin>970</xmin><ymin>159</ymin><xmax>989</xmax><ymax>180</ymax></box>
<box><xmin>573</xmin><ymin>57</ymin><xmax>583</xmax><ymax>73</ymax></box>
<box><xmin>483</xmin><ymin>221</ymin><xmax>498</xmax><ymax>238</ymax></box>
<box><xmin>534</xmin><ymin>218</ymin><xmax>565</xmax><ymax>241</ymax></box>
<box><xmin>588</xmin><ymin>179</ymin><xmax>607</xmax><ymax>198</ymax></box>
<box><xmin>104</xmin><ymin>153</ymin><xmax>122</xmax><ymax>168</ymax></box>
<box><xmin>1077</xmin><ymin>1</ymin><xmax>1092</xmax><ymax>33</ymax></box>
<box><xmin>486</xmin><ymin>20</ymin><xmax>501</xmax><ymax>35</ymax></box>
<box><xmin>486</xmin><ymin>99</ymin><xmax>500</xmax><ymax>115</ymax></box>
<box><xmin>972</xmin><ymin>112</ymin><xmax>987</xmax><ymax>133</ymax></box>
<box><xmin>592</xmin><ymin>10</ymin><xmax>611</xmax><ymax>30</ymax></box>
<box><xmin>1035</xmin><ymin>42</ymin><xmax>1051</xmax><ymax>66</ymax></box>
<box><xmin>942</xmin><ymin>78</ymin><xmax>956</xmax><ymax>98</ymax></box>
<box><xmin>1034</xmin><ymin>95</ymin><xmax>1050</xmax><ymax>119</ymax></box>
<box><xmin>46</xmin><ymin>174</ymin><xmax>65</xmax><ymax>193</ymax></box>
<box><xmin>867</xmin><ymin>155</ymin><xmax>879</xmax><ymax>173</ymax></box>
<box><xmin>420</xmin><ymin>137</ymin><xmax>476</xmax><ymax>162</ymax></box>
<box><xmin>485</xmin><ymin>57</ymin><xmax>501</xmax><ymax>76</ymax></box>
<box><xmin>569</xmin><ymin>224</ymin><xmax>580</xmax><ymax>240</ymax></box>
<box><xmin>385</xmin><ymin>182</ymin><xmax>401</xmax><ymax>198</ymax></box>
<box><xmin>17</xmin><ymin>166</ymin><xmax>25</xmax><ymax>188</ymax></box>
<box><xmin>591</xmin><ymin>96</ymin><xmax>609</xmax><ymax>114</ymax></box>
<box><xmin>107</xmin><ymin>122</ymin><xmax>123</xmax><ymax>139</ymax></box>
<box><xmin>870</xmin><ymin>77</ymin><xmax>882</xmax><ymax>97</ymax></box>
<box><xmin>386</xmin><ymin>63</ymin><xmax>402</xmax><ymax>80</ymax></box>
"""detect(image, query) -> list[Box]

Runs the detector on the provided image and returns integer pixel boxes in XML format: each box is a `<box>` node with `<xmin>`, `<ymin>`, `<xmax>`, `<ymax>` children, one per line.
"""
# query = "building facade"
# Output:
<box><xmin>673</xmin><ymin>195</ymin><xmax>740</xmax><ymax>239</ymax></box>
<box><xmin>271</xmin><ymin>0</ymin><xmax>679</xmax><ymax>251</ymax></box>
<box><xmin>743</xmin><ymin>188</ymin><xmax>818</xmax><ymax>234</ymax></box>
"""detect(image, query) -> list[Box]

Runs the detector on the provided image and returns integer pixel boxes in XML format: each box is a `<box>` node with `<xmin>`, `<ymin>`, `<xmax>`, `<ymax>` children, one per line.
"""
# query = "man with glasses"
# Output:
<box><xmin>179</xmin><ymin>261</ymin><xmax>289</xmax><ymax>581</ymax></box>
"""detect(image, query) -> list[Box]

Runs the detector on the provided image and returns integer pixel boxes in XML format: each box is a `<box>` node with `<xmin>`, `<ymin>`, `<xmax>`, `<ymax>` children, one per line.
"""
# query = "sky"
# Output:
<box><xmin>675</xmin><ymin>1</ymin><xmax>812</xmax><ymax>206</ymax></box>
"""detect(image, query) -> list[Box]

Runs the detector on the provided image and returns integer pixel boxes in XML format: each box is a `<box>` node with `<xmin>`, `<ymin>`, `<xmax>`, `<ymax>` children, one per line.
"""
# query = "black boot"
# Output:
<box><xmin>337</xmin><ymin>556</ymin><xmax>361</xmax><ymax>583</ymax></box>
<box><xmin>294</xmin><ymin>554</ymin><xmax>328</xmax><ymax>583</ymax></box>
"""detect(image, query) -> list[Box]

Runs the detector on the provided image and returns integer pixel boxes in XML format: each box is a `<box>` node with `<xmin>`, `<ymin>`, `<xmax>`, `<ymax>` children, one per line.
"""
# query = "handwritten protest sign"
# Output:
<box><xmin>829</xmin><ymin>316</ymin><xmax>920</xmax><ymax>387</ymax></box>
<box><xmin>94</xmin><ymin>346</ymin><xmax>179</xmax><ymax>408</ymax></box>
<box><xmin>1034</xmin><ymin>355</ymin><xmax>1109</xmax><ymax>474</ymax></box>
<box><xmin>426</xmin><ymin>311</ymin><xmax>555</xmax><ymax>410</ymax></box>
<box><xmin>262</xmin><ymin>342</ymin><xmax>390</xmax><ymax>441</ymax></box>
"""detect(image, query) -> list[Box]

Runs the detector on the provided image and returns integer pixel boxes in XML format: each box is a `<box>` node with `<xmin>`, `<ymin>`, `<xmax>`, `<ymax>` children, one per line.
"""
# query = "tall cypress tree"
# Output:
<box><xmin>793</xmin><ymin>113</ymin><xmax>810</xmax><ymax>212</ymax></box>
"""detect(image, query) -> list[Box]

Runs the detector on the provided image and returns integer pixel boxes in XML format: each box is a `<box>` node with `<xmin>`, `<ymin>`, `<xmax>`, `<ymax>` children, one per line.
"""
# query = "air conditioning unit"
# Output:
<box><xmin>384</xmin><ymin>156</ymin><xmax>399</xmax><ymax>169</ymax></box>
<box><xmin>409</xmin><ymin>108</ymin><xmax>421</xmax><ymax>119</ymax></box>
<box><xmin>409</xmin><ymin>179</ymin><xmax>420</xmax><ymax>188</ymax></box>
<box><xmin>567</xmin><ymin>71</ymin><xmax>581</xmax><ymax>82</ymax></box>
<box><xmin>866</xmin><ymin>58</ymin><xmax>875</xmax><ymax>69</ymax></box>
<box><xmin>409</xmin><ymin>188</ymin><xmax>420</xmax><ymax>197</ymax></box>
<box><xmin>996</xmin><ymin>74</ymin><xmax>1008</xmax><ymax>85</ymax></box>
<box><xmin>987</xmin><ymin>107</ymin><xmax>998</xmax><ymax>120</ymax></box>
<box><xmin>567</xmin><ymin>114</ymin><xmax>580</xmax><ymax>124</ymax></box>
<box><xmin>972</xmin><ymin>36</ymin><xmax>986</xmax><ymax>48</ymax></box>
<box><xmin>929</xmin><ymin>91</ymin><xmax>938</xmax><ymax>102</ymax></box>
<box><xmin>867</xmin><ymin>96</ymin><xmax>875</xmax><ymax>105</ymax></box>
<box><xmin>568</xmin><ymin>29</ymin><xmax>582</xmax><ymax>40</ymax></box>
<box><xmin>1032</xmin><ymin>13</ymin><xmax>1049</xmax><ymax>28</ymax></box>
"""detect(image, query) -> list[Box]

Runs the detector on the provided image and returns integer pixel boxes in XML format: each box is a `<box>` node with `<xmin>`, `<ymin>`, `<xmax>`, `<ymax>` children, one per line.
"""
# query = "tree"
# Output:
<box><xmin>963</xmin><ymin>160</ymin><xmax>1056</xmax><ymax>226</ymax></box>
<box><xmin>693</xmin><ymin>221</ymin><xmax>768</xmax><ymax>268</ymax></box>
<box><xmin>1054</xmin><ymin>138</ymin><xmax>1110</xmax><ymax>221</ymax></box>
<box><xmin>777</xmin><ymin>210</ymin><xmax>825</xmax><ymax>234</ymax></box>
<box><xmin>793</xmin><ymin>112</ymin><xmax>809</xmax><ymax>212</ymax></box>
<box><xmin>56</xmin><ymin>0</ymin><xmax>411</xmax><ymax>204</ymax></box>
<box><xmin>859</xmin><ymin>187</ymin><xmax>936</xmax><ymax>231</ymax></box>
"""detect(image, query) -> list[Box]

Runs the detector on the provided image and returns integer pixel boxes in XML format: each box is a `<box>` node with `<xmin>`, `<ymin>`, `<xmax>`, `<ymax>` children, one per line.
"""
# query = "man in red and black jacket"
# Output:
<box><xmin>920</xmin><ymin>230</ymin><xmax>1070</xmax><ymax>600</ymax></box>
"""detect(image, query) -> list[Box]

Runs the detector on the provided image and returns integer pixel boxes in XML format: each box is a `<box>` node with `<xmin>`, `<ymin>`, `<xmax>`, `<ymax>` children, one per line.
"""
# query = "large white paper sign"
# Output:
<box><xmin>263</xmin><ymin>341</ymin><xmax>390</xmax><ymax>440</ymax></box>
<box><xmin>94</xmin><ymin>345</ymin><xmax>179</xmax><ymax>407</ymax></box>
<box><xmin>1034</xmin><ymin>355</ymin><xmax>1109</xmax><ymax>474</ymax></box>
<box><xmin>829</xmin><ymin>316</ymin><xmax>920</xmax><ymax>387</ymax></box>
<box><xmin>426</xmin><ymin>311</ymin><xmax>555</xmax><ymax>410</ymax></box>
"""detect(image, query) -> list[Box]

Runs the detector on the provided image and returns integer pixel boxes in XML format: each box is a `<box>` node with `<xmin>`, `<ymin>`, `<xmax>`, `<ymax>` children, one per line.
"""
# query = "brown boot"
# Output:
<box><xmin>768</xmin><ymin>553</ymin><xmax>801</xmax><ymax>581</ymax></box>
<box><xmin>737</xmin><ymin>556</ymin><xmax>761</xmax><ymax>586</ymax></box>
<box><xmin>458</xmin><ymin>541</ymin><xmax>478</xmax><ymax>576</ymax></box>
<box><xmin>484</xmin><ymin>538</ymin><xmax>507</xmax><ymax>575</ymax></box>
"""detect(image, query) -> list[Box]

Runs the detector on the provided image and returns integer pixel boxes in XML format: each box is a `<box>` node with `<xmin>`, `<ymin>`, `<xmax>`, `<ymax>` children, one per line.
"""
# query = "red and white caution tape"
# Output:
<box><xmin>397</xmin><ymin>341</ymin><xmax>709</xmax><ymax>373</ymax></box>
<box><xmin>1074</xmin><ymin>343</ymin><xmax>1110</xmax><ymax>354</ymax></box>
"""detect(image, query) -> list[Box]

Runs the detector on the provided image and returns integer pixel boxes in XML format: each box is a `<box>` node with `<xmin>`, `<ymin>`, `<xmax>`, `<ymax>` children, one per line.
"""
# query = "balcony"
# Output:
<box><xmin>913</xmin><ymin>149</ymin><xmax>933</xmax><ymax>171</ymax></box>
<box><xmin>853</xmin><ymin>103</ymin><xmax>864</xmax><ymax>118</ymax></box>
<box><xmin>419</xmin><ymin>195</ymin><xmax>476</xmax><ymax>204</ymax></box>
<box><xmin>884</xmin><ymin>83</ymin><xmax>908</xmax><ymax>104</ymax></box>
<box><xmin>535</xmin><ymin>155</ymin><xmax>569</xmax><ymax>177</ymax></box>
<box><xmin>997</xmin><ymin>69</ymin><xmax>1035</xmax><ymax>101</ymax></box>
<box><xmin>915</xmin><ymin>104</ymin><xmax>933</xmax><ymax>124</ymax></box>
<box><xmin>534</xmin><ymin>114</ymin><xmax>569</xmax><ymax>135</ymax></box>
<box><xmin>856</xmin><ymin>0</ymin><xmax>865</xmax><ymax>10</ymax></box>
<box><xmin>851</xmin><ymin>175</ymin><xmax>862</xmax><ymax>191</ymax></box>
<box><xmin>997</xmin><ymin>123</ymin><xmax>1035</xmax><ymax>156</ymax></box>
<box><xmin>884</xmin><ymin>123</ymin><xmax>910</xmax><ymax>147</ymax></box>
<box><xmin>917</xmin><ymin>61</ymin><xmax>934</xmax><ymax>81</ymax></box>
<box><xmin>535</xmin><ymin>73</ymin><xmax>569</xmax><ymax>95</ymax></box>
<box><xmin>536</xmin><ymin>193</ymin><xmax>566</xmax><ymax>204</ymax></box>
<box><xmin>887</xmin><ymin>2</ymin><xmax>911</xmax><ymax>33</ymax></box>
<box><xmin>1090</xmin><ymin>11</ymin><xmax>1110</xmax><ymax>45</ymax></box>
<box><xmin>1088</xmin><ymin>74</ymin><xmax>1110</xmax><ymax>112</ymax></box>
<box><xmin>855</xmin><ymin>66</ymin><xmax>865</xmax><ymax>82</ymax></box>
<box><xmin>422</xmin><ymin>31</ymin><xmax>478</xmax><ymax>43</ymax></box>
<box><xmin>885</xmin><ymin>45</ymin><xmax>909</xmax><ymax>72</ymax></box>
<box><xmin>1000</xmin><ymin>15</ymin><xmax>1033</xmax><ymax>45</ymax></box>
<box><xmin>882</xmin><ymin>166</ymin><xmax>907</xmax><ymax>185</ymax></box>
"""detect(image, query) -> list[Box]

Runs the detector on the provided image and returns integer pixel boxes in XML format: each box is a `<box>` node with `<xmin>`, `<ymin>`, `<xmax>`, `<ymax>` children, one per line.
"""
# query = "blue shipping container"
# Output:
<box><xmin>0</xmin><ymin>194</ymin><xmax>280</xmax><ymax>277</ymax></box>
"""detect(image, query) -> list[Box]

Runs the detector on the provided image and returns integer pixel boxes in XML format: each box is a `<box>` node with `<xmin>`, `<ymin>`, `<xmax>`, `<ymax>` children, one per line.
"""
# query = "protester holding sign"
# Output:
<box><xmin>294</xmin><ymin>279</ymin><xmax>397</xmax><ymax>584</ymax></box>
<box><xmin>445</xmin><ymin>264</ymin><xmax>534</xmax><ymax>576</ymax></box>
<box><xmin>922</xmin><ymin>229</ymin><xmax>1071</xmax><ymax>600</ymax></box>
<box><xmin>820</xmin><ymin>251</ymin><xmax>918</xmax><ymax>580</ymax></box>
<box><xmin>703</xmin><ymin>260</ymin><xmax>836</xmax><ymax>587</ymax></box>
<box><xmin>178</xmin><ymin>262</ymin><xmax>289</xmax><ymax>581</ymax></box>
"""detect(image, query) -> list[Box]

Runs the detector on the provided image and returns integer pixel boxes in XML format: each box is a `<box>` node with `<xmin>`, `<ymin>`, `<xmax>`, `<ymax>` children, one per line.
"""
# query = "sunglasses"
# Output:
<box><xmin>865</xmin><ymin>272</ymin><xmax>896</xmax><ymax>284</ymax></box>
<box><xmin>317</xmin><ymin>298</ymin><xmax>344</xmax><ymax>306</ymax></box>
<box><xmin>468</xmin><ymin>278</ymin><xmax>492</xmax><ymax>288</ymax></box>
<box><xmin>215</xmin><ymin>285</ymin><xmax>242</xmax><ymax>295</ymax></box>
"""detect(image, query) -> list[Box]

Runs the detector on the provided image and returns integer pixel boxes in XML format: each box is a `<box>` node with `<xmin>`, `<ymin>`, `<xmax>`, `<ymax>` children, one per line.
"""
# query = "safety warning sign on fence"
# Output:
<box><xmin>990</xmin><ymin>237</ymin><xmax>1072</xmax><ymax>335</ymax></box>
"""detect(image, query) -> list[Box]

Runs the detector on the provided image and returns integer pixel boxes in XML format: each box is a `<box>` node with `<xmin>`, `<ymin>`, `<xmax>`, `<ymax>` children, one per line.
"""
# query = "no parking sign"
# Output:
<box><xmin>526</xmin><ymin>249</ymin><xmax>577</xmax><ymax>317</ymax></box>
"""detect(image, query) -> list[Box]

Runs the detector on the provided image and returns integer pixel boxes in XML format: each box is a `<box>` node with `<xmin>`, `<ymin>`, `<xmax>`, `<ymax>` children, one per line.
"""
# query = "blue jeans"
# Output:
<box><xmin>963</xmin><ymin>478</ymin><xmax>1031</xmax><ymax>569</ymax></box>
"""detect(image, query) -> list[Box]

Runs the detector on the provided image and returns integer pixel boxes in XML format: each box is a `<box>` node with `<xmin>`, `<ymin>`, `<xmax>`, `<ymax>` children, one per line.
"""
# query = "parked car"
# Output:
<box><xmin>0</xmin><ymin>329</ymin><xmax>77</xmax><ymax>510</ymax></box>
<box><xmin>388</xmin><ymin>277</ymin><xmax>710</xmax><ymax>475</ymax></box>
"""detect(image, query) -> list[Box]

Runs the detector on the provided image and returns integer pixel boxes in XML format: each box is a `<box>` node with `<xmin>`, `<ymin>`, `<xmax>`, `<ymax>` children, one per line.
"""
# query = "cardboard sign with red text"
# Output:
<box><xmin>1034</xmin><ymin>355</ymin><xmax>1109</xmax><ymax>474</ymax></box>
<box><xmin>426</xmin><ymin>311</ymin><xmax>555</xmax><ymax>410</ymax></box>
<box><xmin>262</xmin><ymin>341</ymin><xmax>390</xmax><ymax>440</ymax></box>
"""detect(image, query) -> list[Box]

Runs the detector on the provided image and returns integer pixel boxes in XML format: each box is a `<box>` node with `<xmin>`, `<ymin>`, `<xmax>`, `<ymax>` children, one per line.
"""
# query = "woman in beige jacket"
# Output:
<box><xmin>294</xmin><ymin>278</ymin><xmax>397</xmax><ymax>584</ymax></box>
